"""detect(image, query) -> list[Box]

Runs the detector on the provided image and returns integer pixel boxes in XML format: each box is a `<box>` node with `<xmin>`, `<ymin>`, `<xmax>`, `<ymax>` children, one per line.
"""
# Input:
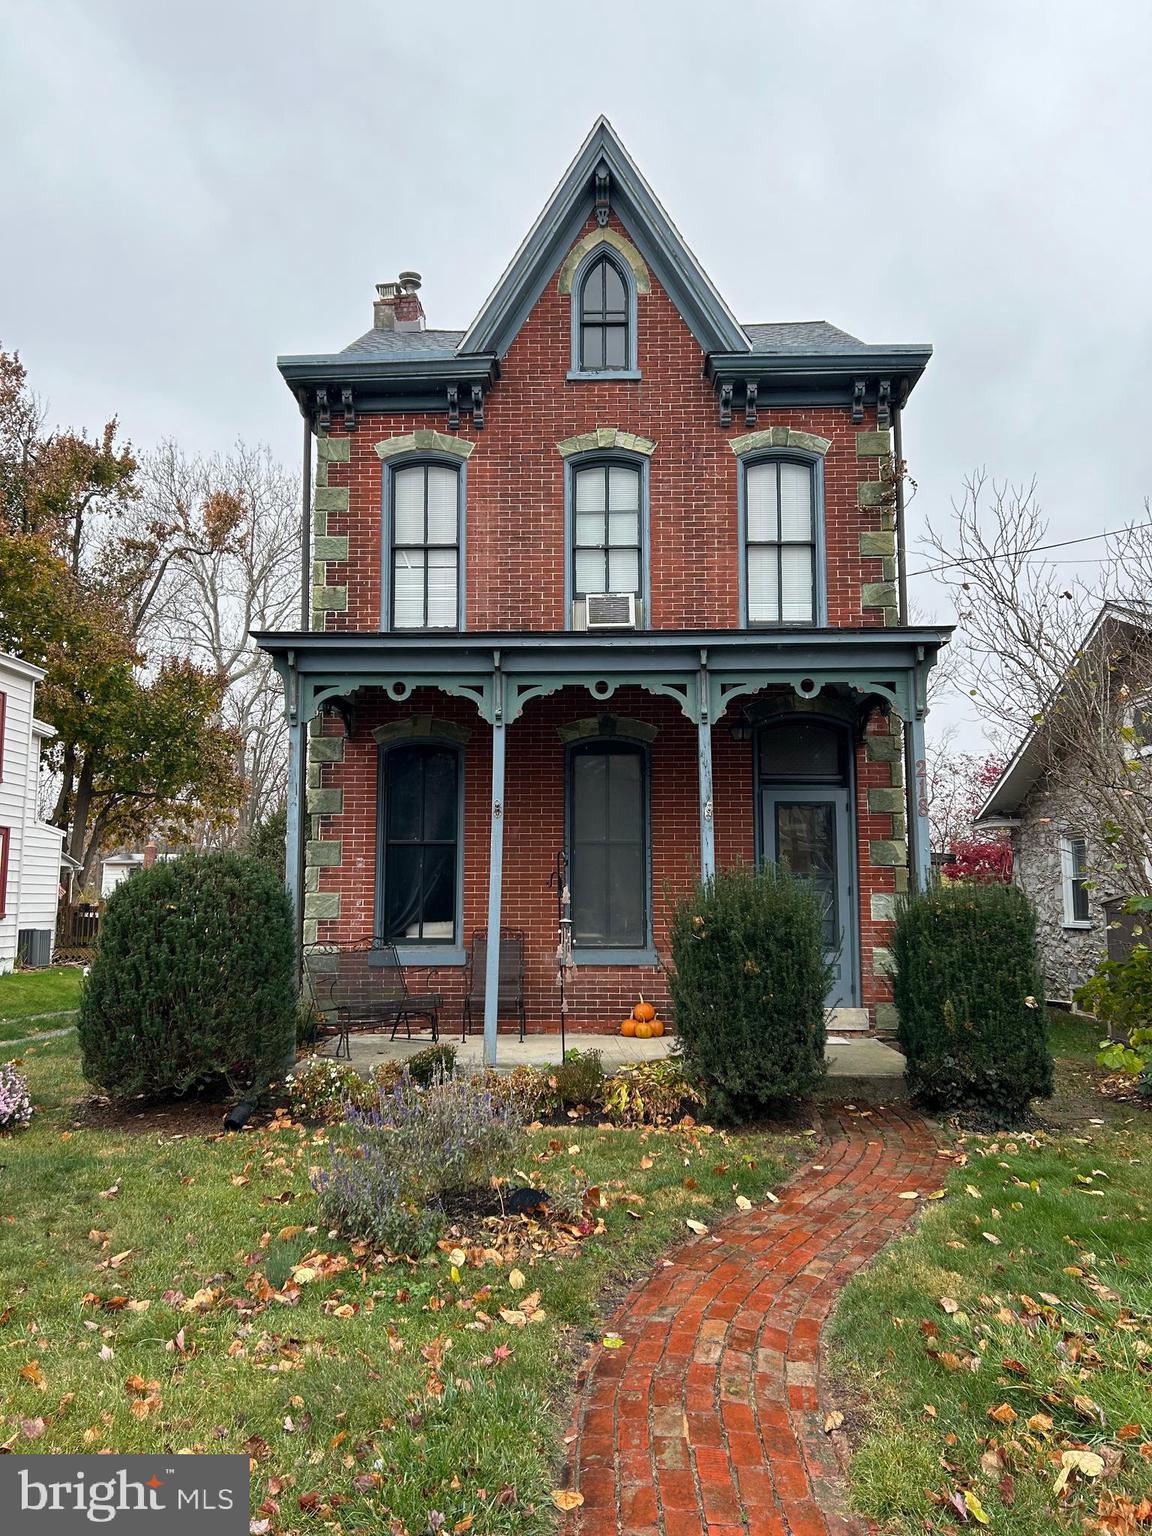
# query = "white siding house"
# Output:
<box><xmin>0</xmin><ymin>653</ymin><xmax>66</xmax><ymax>973</ymax></box>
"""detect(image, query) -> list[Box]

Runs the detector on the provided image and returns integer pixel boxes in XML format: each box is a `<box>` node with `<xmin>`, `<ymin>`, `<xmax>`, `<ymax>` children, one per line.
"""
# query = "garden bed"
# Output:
<box><xmin>0</xmin><ymin>1033</ymin><xmax>804</xmax><ymax>1534</ymax></box>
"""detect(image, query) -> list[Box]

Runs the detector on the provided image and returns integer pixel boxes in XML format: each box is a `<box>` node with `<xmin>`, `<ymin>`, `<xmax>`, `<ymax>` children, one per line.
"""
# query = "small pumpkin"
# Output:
<box><xmin>620</xmin><ymin>1017</ymin><xmax>637</xmax><ymax>1037</ymax></box>
<box><xmin>649</xmin><ymin>1018</ymin><xmax>665</xmax><ymax>1038</ymax></box>
<box><xmin>633</xmin><ymin>1021</ymin><xmax>654</xmax><ymax>1040</ymax></box>
<box><xmin>632</xmin><ymin>997</ymin><xmax>656</xmax><ymax>1024</ymax></box>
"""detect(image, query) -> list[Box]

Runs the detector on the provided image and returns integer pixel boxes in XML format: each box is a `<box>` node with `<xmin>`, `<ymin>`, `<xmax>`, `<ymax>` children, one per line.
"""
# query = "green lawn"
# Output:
<box><xmin>831</xmin><ymin>1037</ymin><xmax>1152</xmax><ymax>1534</ymax></box>
<box><xmin>0</xmin><ymin>967</ymin><xmax>83</xmax><ymax>1038</ymax></box>
<box><xmin>0</xmin><ymin>1035</ymin><xmax>802</xmax><ymax>1533</ymax></box>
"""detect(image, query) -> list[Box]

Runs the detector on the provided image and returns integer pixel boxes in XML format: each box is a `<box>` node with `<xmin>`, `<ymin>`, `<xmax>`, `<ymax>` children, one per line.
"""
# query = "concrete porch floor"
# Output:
<box><xmin>320</xmin><ymin>1030</ymin><xmax>906</xmax><ymax>1080</ymax></box>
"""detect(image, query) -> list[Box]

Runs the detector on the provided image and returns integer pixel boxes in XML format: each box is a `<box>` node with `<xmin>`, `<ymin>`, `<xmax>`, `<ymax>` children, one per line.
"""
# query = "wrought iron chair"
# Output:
<box><xmin>303</xmin><ymin>940</ymin><xmax>442</xmax><ymax>1058</ymax></box>
<box><xmin>461</xmin><ymin>929</ymin><xmax>527</xmax><ymax>1042</ymax></box>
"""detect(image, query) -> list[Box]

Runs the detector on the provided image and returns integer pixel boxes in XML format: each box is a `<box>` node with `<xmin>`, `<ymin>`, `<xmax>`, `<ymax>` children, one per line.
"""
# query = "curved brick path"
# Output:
<box><xmin>563</xmin><ymin>1104</ymin><xmax>939</xmax><ymax>1536</ymax></box>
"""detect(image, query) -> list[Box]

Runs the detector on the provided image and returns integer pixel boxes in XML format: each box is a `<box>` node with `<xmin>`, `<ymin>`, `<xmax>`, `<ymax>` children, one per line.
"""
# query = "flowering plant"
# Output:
<box><xmin>0</xmin><ymin>1063</ymin><xmax>33</xmax><ymax>1132</ymax></box>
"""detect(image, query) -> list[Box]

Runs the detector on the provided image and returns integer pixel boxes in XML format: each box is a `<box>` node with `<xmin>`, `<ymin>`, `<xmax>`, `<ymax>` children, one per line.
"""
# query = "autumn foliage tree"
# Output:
<box><xmin>0</xmin><ymin>346</ymin><xmax>243</xmax><ymax>887</ymax></box>
<box><xmin>925</xmin><ymin>742</ymin><xmax>1012</xmax><ymax>882</ymax></box>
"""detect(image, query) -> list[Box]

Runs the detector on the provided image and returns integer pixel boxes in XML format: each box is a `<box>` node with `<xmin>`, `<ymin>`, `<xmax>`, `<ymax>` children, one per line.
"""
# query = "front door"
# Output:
<box><xmin>760</xmin><ymin>785</ymin><xmax>855</xmax><ymax>1008</ymax></box>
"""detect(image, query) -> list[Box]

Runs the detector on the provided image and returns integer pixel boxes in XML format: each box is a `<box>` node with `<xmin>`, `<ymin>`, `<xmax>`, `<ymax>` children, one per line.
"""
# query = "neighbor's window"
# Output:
<box><xmin>378</xmin><ymin>744</ymin><xmax>459</xmax><ymax>943</ymax></box>
<box><xmin>1060</xmin><ymin>834</ymin><xmax>1090</xmax><ymax>926</ymax></box>
<box><xmin>578</xmin><ymin>253</ymin><xmax>630</xmax><ymax>371</ymax></box>
<box><xmin>573</xmin><ymin>461</ymin><xmax>642</xmax><ymax>599</ymax></box>
<box><xmin>569</xmin><ymin>740</ymin><xmax>648</xmax><ymax>951</ymax></box>
<box><xmin>1128</xmin><ymin>696</ymin><xmax>1152</xmax><ymax>755</ymax></box>
<box><xmin>389</xmin><ymin>462</ymin><xmax>460</xmax><ymax>629</ymax></box>
<box><xmin>745</xmin><ymin>457</ymin><xmax>818</xmax><ymax>625</ymax></box>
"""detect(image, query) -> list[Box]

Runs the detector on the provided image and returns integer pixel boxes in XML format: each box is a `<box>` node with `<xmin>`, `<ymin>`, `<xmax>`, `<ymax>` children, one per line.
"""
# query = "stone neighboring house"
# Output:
<box><xmin>977</xmin><ymin>604</ymin><xmax>1152</xmax><ymax>1000</ymax></box>
<box><xmin>0</xmin><ymin>652</ymin><xmax>67</xmax><ymax>972</ymax></box>
<box><xmin>255</xmin><ymin>117</ymin><xmax>950</xmax><ymax>1055</ymax></box>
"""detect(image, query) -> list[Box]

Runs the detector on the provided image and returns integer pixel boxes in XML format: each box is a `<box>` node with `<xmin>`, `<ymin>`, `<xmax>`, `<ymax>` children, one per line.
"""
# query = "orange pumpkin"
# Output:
<box><xmin>620</xmin><ymin>1017</ymin><xmax>637</xmax><ymax>1037</ymax></box>
<box><xmin>632</xmin><ymin>998</ymin><xmax>656</xmax><ymax>1023</ymax></box>
<box><xmin>633</xmin><ymin>1021</ymin><xmax>654</xmax><ymax>1040</ymax></box>
<box><xmin>649</xmin><ymin>1018</ymin><xmax>665</xmax><ymax>1038</ymax></box>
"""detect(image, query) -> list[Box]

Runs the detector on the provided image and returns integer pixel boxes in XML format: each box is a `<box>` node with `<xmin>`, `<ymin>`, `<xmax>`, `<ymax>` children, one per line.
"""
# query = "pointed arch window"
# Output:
<box><xmin>577</xmin><ymin>252</ymin><xmax>633</xmax><ymax>373</ymax></box>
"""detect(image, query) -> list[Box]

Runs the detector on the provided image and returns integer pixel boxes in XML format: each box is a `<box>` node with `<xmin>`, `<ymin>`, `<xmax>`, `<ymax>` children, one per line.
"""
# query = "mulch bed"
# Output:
<box><xmin>73</xmin><ymin>1094</ymin><xmax>249</xmax><ymax>1136</ymax></box>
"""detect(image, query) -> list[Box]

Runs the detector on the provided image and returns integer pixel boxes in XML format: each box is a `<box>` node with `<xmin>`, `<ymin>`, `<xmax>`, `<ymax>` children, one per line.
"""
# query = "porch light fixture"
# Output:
<box><xmin>728</xmin><ymin>719</ymin><xmax>754</xmax><ymax>744</ymax></box>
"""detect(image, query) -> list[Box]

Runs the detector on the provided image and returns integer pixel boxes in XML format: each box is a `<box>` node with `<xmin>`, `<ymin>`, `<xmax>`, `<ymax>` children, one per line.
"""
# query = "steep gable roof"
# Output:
<box><xmin>978</xmin><ymin>602</ymin><xmax>1152</xmax><ymax>819</ymax></box>
<box><xmin>458</xmin><ymin>116</ymin><xmax>749</xmax><ymax>359</ymax></box>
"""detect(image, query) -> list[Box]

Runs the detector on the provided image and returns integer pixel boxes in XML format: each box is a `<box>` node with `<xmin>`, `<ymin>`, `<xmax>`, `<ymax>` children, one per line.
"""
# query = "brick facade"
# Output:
<box><xmin>271</xmin><ymin>123</ymin><xmax>940</xmax><ymax>1037</ymax></box>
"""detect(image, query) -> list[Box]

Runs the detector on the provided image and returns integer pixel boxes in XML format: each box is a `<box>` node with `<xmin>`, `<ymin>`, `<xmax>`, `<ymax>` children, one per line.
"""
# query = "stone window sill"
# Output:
<box><xmin>1061</xmin><ymin>921</ymin><xmax>1092</xmax><ymax>932</ymax></box>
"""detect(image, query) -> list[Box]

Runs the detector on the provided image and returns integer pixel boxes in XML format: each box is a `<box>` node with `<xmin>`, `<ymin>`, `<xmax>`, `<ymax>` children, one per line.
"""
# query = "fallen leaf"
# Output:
<box><xmin>508</xmin><ymin>1269</ymin><xmax>526</xmax><ymax>1291</ymax></box>
<box><xmin>982</xmin><ymin>1232</ymin><xmax>1001</xmax><ymax>1245</ymax></box>
<box><xmin>823</xmin><ymin>1411</ymin><xmax>844</xmax><ymax>1433</ymax></box>
<box><xmin>20</xmin><ymin>1417</ymin><xmax>45</xmax><ymax>1439</ymax></box>
<box><xmin>18</xmin><ymin>1361</ymin><xmax>45</xmax><ymax>1389</ymax></box>
<box><xmin>988</xmin><ymin>1402</ymin><xmax>1017</xmax><ymax>1424</ymax></box>
<box><xmin>940</xmin><ymin>1297</ymin><xmax>960</xmax><ymax>1314</ymax></box>
<box><xmin>735</xmin><ymin>1195</ymin><xmax>753</xmax><ymax>1211</ymax></box>
<box><xmin>964</xmin><ymin>1489</ymin><xmax>990</xmax><ymax>1525</ymax></box>
<box><xmin>1053</xmin><ymin>1449</ymin><xmax>1104</xmax><ymax>1493</ymax></box>
<box><xmin>551</xmin><ymin>1490</ymin><xmax>584</xmax><ymax>1511</ymax></box>
<box><xmin>685</xmin><ymin>1219</ymin><xmax>708</xmax><ymax>1235</ymax></box>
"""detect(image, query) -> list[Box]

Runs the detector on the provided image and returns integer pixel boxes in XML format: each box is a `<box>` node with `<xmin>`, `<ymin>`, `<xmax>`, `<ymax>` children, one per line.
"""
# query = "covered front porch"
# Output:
<box><xmin>258</xmin><ymin>628</ymin><xmax>943</xmax><ymax>1066</ymax></box>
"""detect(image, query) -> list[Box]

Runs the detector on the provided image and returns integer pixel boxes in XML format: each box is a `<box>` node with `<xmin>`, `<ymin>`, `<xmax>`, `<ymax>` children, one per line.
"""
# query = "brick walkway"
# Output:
<box><xmin>563</xmin><ymin>1104</ymin><xmax>939</xmax><ymax>1536</ymax></box>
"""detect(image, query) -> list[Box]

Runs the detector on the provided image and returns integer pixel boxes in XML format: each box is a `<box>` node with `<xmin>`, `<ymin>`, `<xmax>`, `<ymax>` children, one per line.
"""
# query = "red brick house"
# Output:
<box><xmin>256</xmin><ymin>119</ymin><xmax>948</xmax><ymax>1061</ymax></box>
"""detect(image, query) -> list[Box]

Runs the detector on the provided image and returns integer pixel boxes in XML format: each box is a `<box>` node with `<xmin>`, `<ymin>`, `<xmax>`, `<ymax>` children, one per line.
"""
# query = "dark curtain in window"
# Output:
<box><xmin>380</xmin><ymin>745</ymin><xmax>458</xmax><ymax>942</ymax></box>
<box><xmin>570</xmin><ymin>742</ymin><xmax>646</xmax><ymax>947</ymax></box>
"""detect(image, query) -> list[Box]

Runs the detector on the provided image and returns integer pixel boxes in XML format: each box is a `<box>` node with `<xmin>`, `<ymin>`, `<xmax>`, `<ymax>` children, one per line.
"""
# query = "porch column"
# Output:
<box><xmin>482</xmin><ymin>712</ymin><xmax>506</xmax><ymax>1067</ymax></box>
<box><xmin>697</xmin><ymin>675</ymin><xmax>716</xmax><ymax>882</ymax></box>
<box><xmin>285</xmin><ymin>717</ymin><xmax>305</xmax><ymax>928</ymax></box>
<box><xmin>908</xmin><ymin>711</ymin><xmax>931</xmax><ymax>890</ymax></box>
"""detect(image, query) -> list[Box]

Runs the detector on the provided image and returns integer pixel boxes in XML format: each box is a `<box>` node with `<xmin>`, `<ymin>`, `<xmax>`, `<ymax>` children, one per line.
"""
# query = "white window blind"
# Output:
<box><xmin>745</xmin><ymin>459</ymin><xmax>816</xmax><ymax>624</ymax></box>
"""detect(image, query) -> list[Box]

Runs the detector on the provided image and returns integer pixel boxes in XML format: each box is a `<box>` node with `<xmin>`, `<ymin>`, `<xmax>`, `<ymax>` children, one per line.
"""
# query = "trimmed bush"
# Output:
<box><xmin>545</xmin><ymin>1049</ymin><xmax>605</xmax><ymax>1112</ymax></box>
<box><xmin>893</xmin><ymin>882</ymin><xmax>1053</xmax><ymax>1117</ymax></box>
<box><xmin>289</xmin><ymin>1056</ymin><xmax>375</xmax><ymax>1120</ymax></box>
<box><xmin>405</xmin><ymin>1043</ymin><xmax>457</xmax><ymax>1086</ymax></box>
<box><xmin>78</xmin><ymin>851</ymin><xmax>296</xmax><ymax>1101</ymax></box>
<box><xmin>666</xmin><ymin>865</ymin><xmax>829</xmax><ymax>1120</ymax></box>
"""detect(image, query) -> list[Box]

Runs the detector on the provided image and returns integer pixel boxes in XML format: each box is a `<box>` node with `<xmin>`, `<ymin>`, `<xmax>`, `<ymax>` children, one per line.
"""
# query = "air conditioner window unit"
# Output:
<box><xmin>584</xmin><ymin>592</ymin><xmax>637</xmax><ymax>630</ymax></box>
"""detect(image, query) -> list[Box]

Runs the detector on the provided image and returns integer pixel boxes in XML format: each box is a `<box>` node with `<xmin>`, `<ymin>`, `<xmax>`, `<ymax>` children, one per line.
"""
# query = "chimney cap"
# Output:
<box><xmin>398</xmin><ymin>271</ymin><xmax>422</xmax><ymax>292</ymax></box>
<box><xmin>376</xmin><ymin>280</ymin><xmax>401</xmax><ymax>300</ymax></box>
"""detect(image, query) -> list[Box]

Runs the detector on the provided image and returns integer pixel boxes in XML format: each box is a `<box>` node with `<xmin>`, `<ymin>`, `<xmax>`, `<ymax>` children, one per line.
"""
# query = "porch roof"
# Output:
<box><xmin>254</xmin><ymin>625</ymin><xmax>950</xmax><ymax>727</ymax></box>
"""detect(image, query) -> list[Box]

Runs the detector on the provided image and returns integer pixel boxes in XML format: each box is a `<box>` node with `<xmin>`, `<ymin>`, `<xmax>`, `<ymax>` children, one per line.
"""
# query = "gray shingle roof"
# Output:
<box><xmin>333</xmin><ymin>318</ymin><xmax>877</xmax><ymax>362</ymax></box>
<box><xmin>339</xmin><ymin>327</ymin><xmax>466</xmax><ymax>359</ymax></box>
<box><xmin>742</xmin><ymin>321</ymin><xmax>865</xmax><ymax>353</ymax></box>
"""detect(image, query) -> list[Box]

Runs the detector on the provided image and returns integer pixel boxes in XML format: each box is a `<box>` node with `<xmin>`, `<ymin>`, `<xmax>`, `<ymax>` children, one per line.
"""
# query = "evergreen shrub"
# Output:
<box><xmin>666</xmin><ymin>865</ymin><xmax>829</xmax><ymax>1120</ymax></box>
<box><xmin>78</xmin><ymin>851</ymin><xmax>296</xmax><ymax>1100</ymax></box>
<box><xmin>893</xmin><ymin>881</ymin><xmax>1053</xmax><ymax>1116</ymax></box>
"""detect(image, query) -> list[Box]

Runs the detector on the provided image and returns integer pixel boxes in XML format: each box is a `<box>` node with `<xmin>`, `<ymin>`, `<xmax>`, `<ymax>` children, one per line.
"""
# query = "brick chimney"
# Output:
<box><xmin>373</xmin><ymin>272</ymin><xmax>425</xmax><ymax>332</ymax></box>
<box><xmin>143</xmin><ymin>840</ymin><xmax>158</xmax><ymax>869</ymax></box>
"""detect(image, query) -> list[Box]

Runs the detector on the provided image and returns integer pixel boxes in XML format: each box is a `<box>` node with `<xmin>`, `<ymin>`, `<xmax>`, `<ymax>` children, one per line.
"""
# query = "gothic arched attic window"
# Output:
<box><xmin>578</xmin><ymin>252</ymin><xmax>630</xmax><ymax>371</ymax></box>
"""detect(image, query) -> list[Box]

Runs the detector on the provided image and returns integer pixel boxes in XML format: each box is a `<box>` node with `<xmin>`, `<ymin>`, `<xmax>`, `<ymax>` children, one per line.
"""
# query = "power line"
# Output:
<box><xmin>906</xmin><ymin>525</ymin><xmax>1133</xmax><ymax>579</ymax></box>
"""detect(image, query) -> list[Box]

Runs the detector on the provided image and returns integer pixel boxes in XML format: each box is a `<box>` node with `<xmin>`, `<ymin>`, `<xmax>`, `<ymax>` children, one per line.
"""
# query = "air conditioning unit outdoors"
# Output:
<box><xmin>583</xmin><ymin>592</ymin><xmax>638</xmax><ymax>631</ymax></box>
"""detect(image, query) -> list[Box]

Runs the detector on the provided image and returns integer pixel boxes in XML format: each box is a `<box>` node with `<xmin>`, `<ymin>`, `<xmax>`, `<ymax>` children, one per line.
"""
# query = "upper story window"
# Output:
<box><xmin>388</xmin><ymin>462</ymin><xmax>462</xmax><ymax>630</ymax></box>
<box><xmin>569</xmin><ymin>248</ymin><xmax>639</xmax><ymax>378</ymax></box>
<box><xmin>1060</xmin><ymin>833</ymin><xmax>1091</xmax><ymax>927</ymax></box>
<box><xmin>744</xmin><ymin>456</ymin><xmax>822</xmax><ymax>626</ymax></box>
<box><xmin>573</xmin><ymin>461</ymin><xmax>642</xmax><ymax>601</ymax></box>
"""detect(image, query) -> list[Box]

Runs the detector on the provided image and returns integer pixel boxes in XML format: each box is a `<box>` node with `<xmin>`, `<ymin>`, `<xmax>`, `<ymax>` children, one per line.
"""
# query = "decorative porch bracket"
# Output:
<box><xmin>505</xmin><ymin>672</ymin><xmax>699</xmax><ymax>724</ymax></box>
<box><xmin>707</xmin><ymin>669</ymin><xmax>914</xmax><ymax>726</ymax></box>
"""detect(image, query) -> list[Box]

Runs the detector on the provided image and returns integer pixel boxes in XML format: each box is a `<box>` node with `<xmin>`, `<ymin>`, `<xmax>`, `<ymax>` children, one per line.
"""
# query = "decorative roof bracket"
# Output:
<box><xmin>594</xmin><ymin>163</ymin><xmax>611</xmax><ymax>227</ymax></box>
<box><xmin>851</xmin><ymin>379</ymin><xmax>865</xmax><ymax>424</ymax></box>
<box><xmin>447</xmin><ymin>385</ymin><xmax>460</xmax><ymax>431</ymax></box>
<box><xmin>341</xmin><ymin>386</ymin><xmax>356</xmax><ymax>433</ymax></box>
<box><xmin>876</xmin><ymin>379</ymin><xmax>892</xmax><ymax>429</ymax></box>
<box><xmin>718</xmin><ymin>381</ymin><xmax>733</xmax><ymax>428</ymax></box>
<box><xmin>471</xmin><ymin>383</ymin><xmax>485</xmax><ymax>430</ymax></box>
<box><xmin>744</xmin><ymin>379</ymin><xmax>758</xmax><ymax>428</ymax></box>
<box><xmin>316</xmin><ymin>387</ymin><xmax>331</xmax><ymax>433</ymax></box>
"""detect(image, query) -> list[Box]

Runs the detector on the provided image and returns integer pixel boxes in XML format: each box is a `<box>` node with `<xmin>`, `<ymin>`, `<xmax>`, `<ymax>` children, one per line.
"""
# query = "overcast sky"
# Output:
<box><xmin>2</xmin><ymin>0</ymin><xmax>1149</xmax><ymax>741</ymax></box>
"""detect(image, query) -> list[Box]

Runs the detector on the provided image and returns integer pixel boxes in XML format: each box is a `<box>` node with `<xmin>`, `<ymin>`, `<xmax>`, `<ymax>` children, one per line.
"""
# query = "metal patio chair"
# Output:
<box><xmin>303</xmin><ymin>939</ymin><xmax>442</xmax><ymax>1058</ymax></box>
<box><xmin>461</xmin><ymin>928</ymin><xmax>527</xmax><ymax>1042</ymax></box>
